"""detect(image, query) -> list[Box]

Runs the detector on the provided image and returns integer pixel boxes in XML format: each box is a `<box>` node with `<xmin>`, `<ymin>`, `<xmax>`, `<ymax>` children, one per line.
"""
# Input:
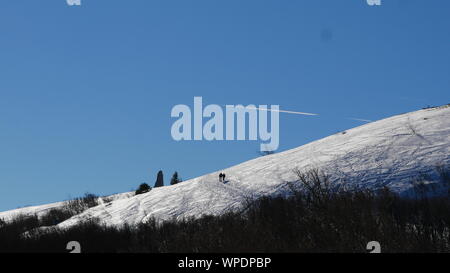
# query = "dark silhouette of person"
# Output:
<box><xmin>219</xmin><ymin>173</ymin><xmax>223</xmax><ymax>182</ymax></box>
<box><xmin>222</xmin><ymin>173</ymin><xmax>226</xmax><ymax>182</ymax></box>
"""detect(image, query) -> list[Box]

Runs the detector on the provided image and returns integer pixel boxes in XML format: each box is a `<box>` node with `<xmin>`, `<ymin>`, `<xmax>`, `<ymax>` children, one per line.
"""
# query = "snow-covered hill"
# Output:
<box><xmin>0</xmin><ymin>192</ymin><xmax>134</xmax><ymax>223</ymax></box>
<box><xmin>1</xmin><ymin>106</ymin><xmax>450</xmax><ymax>229</ymax></box>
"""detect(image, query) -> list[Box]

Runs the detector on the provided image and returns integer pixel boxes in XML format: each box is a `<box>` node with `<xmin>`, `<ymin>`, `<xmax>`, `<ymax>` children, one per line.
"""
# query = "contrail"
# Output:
<box><xmin>347</xmin><ymin>117</ymin><xmax>372</xmax><ymax>122</ymax></box>
<box><xmin>225</xmin><ymin>105</ymin><xmax>371</xmax><ymax>122</ymax></box>
<box><xmin>248</xmin><ymin>106</ymin><xmax>319</xmax><ymax>116</ymax></box>
<box><xmin>242</xmin><ymin>106</ymin><xmax>371</xmax><ymax>122</ymax></box>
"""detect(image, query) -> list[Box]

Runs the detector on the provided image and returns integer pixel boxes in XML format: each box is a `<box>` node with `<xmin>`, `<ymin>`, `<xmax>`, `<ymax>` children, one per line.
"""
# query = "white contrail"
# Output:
<box><xmin>246</xmin><ymin>106</ymin><xmax>319</xmax><ymax>116</ymax></box>
<box><xmin>226</xmin><ymin>105</ymin><xmax>371</xmax><ymax>122</ymax></box>
<box><xmin>347</xmin><ymin>117</ymin><xmax>372</xmax><ymax>122</ymax></box>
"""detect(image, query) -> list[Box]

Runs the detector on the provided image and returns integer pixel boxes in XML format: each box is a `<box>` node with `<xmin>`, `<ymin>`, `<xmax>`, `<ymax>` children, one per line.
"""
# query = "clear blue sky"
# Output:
<box><xmin>0</xmin><ymin>0</ymin><xmax>449</xmax><ymax>211</ymax></box>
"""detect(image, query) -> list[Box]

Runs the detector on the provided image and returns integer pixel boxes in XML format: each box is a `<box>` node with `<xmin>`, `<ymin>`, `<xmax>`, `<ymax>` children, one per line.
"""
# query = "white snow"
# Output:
<box><xmin>1</xmin><ymin>106</ymin><xmax>449</xmax><ymax>229</ymax></box>
<box><xmin>0</xmin><ymin>192</ymin><xmax>134</xmax><ymax>222</ymax></box>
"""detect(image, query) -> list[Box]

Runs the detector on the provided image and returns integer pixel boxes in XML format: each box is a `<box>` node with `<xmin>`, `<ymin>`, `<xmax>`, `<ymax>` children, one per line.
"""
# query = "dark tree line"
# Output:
<box><xmin>1</xmin><ymin>169</ymin><xmax>449</xmax><ymax>253</ymax></box>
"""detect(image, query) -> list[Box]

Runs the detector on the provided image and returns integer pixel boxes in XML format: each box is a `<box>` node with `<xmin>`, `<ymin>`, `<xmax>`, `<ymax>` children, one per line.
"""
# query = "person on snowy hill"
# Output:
<box><xmin>219</xmin><ymin>173</ymin><xmax>224</xmax><ymax>182</ymax></box>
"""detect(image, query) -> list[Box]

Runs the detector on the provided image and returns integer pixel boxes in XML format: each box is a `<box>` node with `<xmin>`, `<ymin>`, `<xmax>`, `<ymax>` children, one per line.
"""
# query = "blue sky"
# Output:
<box><xmin>0</xmin><ymin>0</ymin><xmax>449</xmax><ymax>211</ymax></box>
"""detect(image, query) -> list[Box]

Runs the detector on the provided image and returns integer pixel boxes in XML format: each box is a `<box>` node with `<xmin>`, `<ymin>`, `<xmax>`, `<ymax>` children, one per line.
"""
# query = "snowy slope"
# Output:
<box><xmin>0</xmin><ymin>201</ymin><xmax>66</xmax><ymax>222</ymax></box>
<box><xmin>1</xmin><ymin>106</ymin><xmax>450</xmax><ymax>229</ymax></box>
<box><xmin>0</xmin><ymin>192</ymin><xmax>134</xmax><ymax>222</ymax></box>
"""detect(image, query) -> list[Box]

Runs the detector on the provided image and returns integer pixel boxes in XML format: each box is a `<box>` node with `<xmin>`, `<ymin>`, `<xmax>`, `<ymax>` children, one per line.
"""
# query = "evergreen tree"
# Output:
<box><xmin>170</xmin><ymin>172</ymin><xmax>181</xmax><ymax>185</ymax></box>
<box><xmin>154</xmin><ymin>170</ymin><xmax>164</xmax><ymax>188</ymax></box>
<box><xmin>135</xmin><ymin>183</ymin><xmax>151</xmax><ymax>195</ymax></box>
